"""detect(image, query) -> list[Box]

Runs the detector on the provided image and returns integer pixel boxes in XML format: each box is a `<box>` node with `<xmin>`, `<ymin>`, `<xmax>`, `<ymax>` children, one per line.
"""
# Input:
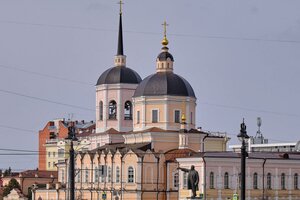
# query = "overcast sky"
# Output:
<box><xmin>0</xmin><ymin>0</ymin><xmax>300</xmax><ymax>170</ymax></box>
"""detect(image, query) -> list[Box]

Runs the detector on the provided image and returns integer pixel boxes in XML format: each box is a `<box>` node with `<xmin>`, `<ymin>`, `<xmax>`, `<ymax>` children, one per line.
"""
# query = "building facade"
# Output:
<box><xmin>177</xmin><ymin>152</ymin><xmax>300</xmax><ymax>200</ymax></box>
<box><xmin>34</xmin><ymin>4</ymin><xmax>229</xmax><ymax>200</ymax></box>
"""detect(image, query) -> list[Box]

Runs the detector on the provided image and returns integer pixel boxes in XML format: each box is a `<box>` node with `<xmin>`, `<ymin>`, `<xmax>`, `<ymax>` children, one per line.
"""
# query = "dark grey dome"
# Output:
<box><xmin>133</xmin><ymin>72</ymin><xmax>196</xmax><ymax>98</ymax></box>
<box><xmin>96</xmin><ymin>66</ymin><xmax>142</xmax><ymax>85</ymax></box>
<box><xmin>157</xmin><ymin>48</ymin><xmax>174</xmax><ymax>61</ymax></box>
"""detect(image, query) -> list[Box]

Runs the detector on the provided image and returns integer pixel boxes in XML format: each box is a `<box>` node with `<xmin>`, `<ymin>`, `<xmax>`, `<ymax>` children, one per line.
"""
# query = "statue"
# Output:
<box><xmin>178</xmin><ymin>165</ymin><xmax>199</xmax><ymax>198</ymax></box>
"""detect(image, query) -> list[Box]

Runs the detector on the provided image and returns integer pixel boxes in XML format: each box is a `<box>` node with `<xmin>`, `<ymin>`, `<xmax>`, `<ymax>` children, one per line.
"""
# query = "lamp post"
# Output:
<box><xmin>237</xmin><ymin>119</ymin><xmax>249</xmax><ymax>200</ymax></box>
<box><xmin>66</xmin><ymin>122</ymin><xmax>78</xmax><ymax>200</ymax></box>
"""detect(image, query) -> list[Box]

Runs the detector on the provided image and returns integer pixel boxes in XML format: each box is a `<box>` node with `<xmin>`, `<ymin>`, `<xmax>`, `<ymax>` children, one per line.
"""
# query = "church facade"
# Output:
<box><xmin>33</xmin><ymin>4</ymin><xmax>229</xmax><ymax>200</ymax></box>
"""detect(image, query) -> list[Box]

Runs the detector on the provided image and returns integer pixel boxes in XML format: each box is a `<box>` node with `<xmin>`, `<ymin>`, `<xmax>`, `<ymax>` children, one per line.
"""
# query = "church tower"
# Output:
<box><xmin>132</xmin><ymin>22</ymin><xmax>197</xmax><ymax>132</ymax></box>
<box><xmin>95</xmin><ymin>1</ymin><xmax>142</xmax><ymax>133</ymax></box>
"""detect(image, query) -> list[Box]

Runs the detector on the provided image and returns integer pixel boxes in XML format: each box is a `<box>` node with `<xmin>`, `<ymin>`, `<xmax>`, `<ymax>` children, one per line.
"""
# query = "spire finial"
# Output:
<box><xmin>118</xmin><ymin>0</ymin><xmax>123</xmax><ymax>15</ymax></box>
<box><xmin>161</xmin><ymin>20</ymin><xmax>169</xmax><ymax>46</ymax></box>
<box><xmin>116</xmin><ymin>0</ymin><xmax>124</xmax><ymax>55</ymax></box>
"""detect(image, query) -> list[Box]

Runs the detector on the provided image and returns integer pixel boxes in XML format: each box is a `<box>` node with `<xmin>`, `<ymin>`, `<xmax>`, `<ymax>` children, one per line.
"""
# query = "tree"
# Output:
<box><xmin>3</xmin><ymin>178</ymin><xmax>21</xmax><ymax>197</ymax></box>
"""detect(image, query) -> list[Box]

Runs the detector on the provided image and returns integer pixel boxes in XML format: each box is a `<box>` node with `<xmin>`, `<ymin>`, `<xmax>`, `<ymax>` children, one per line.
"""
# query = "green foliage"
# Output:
<box><xmin>2</xmin><ymin>178</ymin><xmax>21</xmax><ymax>197</ymax></box>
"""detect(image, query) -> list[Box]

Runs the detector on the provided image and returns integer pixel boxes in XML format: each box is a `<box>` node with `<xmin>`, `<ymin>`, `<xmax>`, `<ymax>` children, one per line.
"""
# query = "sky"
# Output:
<box><xmin>0</xmin><ymin>0</ymin><xmax>300</xmax><ymax>170</ymax></box>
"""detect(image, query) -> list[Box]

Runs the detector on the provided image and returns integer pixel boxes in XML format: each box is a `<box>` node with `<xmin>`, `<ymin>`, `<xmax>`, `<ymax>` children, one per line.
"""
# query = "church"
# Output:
<box><xmin>33</xmin><ymin>3</ymin><xmax>228</xmax><ymax>200</ymax></box>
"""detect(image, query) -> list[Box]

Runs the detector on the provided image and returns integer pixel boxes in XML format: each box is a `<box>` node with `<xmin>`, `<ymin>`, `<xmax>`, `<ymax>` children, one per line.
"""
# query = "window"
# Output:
<box><xmin>224</xmin><ymin>172</ymin><xmax>229</xmax><ymax>189</ymax></box>
<box><xmin>267</xmin><ymin>173</ymin><xmax>272</xmax><ymax>189</ymax></box>
<box><xmin>281</xmin><ymin>173</ymin><xmax>286</xmax><ymax>190</ymax></box>
<box><xmin>99</xmin><ymin>101</ymin><xmax>103</xmax><ymax>120</ymax></box>
<box><xmin>152</xmin><ymin>110</ymin><xmax>158</xmax><ymax>123</ymax></box>
<box><xmin>108</xmin><ymin>166</ymin><xmax>111</xmax><ymax>182</ymax></box>
<box><xmin>124</xmin><ymin>101</ymin><xmax>132</xmax><ymax>120</ymax></box>
<box><xmin>209</xmin><ymin>172</ymin><xmax>214</xmax><ymax>189</ymax></box>
<box><xmin>109</xmin><ymin>100</ymin><xmax>117</xmax><ymax>119</ymax></box>
<box><xmin>294</xmin><ymin>173</ymin><xmax>298</xmax><ymax>190</ymax></box>
<box><xmin>52</xmin><ymin>162</ymin><xmax>55</xmax><ymax>168</ymax></box>
<box><xmin>58</xmin><ymin>149</ymin><xmax>64</xmax><ymax>158</ymax></box>
<box><xmin>253</xmin><ymin>173</ymin><xmax>258</xmax><ymax>189</ymax></box>
<box><xmin>174</xmin><ymin>110</ymin><xmax>180</xmax><ymax>123</ymax></box>
<box><xmin>94</xmin><ymin>167</ymin><xmax>99</xmax><ymax>182</ymax></box>
<box><xmin>137</xmin><ymin>111</ymin><xmax>140</xmax><ymax>124</ymax></box>
<box><xmin>48</xmin><ymin>162</ymin><xmax>50</xmax><ymax>168</ymax></box>
<box><xmin>116</xmin><ymin>166</ymin><xmax>120</xmax><ymax>183</ymax></box>
<box><xmin>183</xmin><ymin>172</ymin><xmax>188</xmax><ymax>189</ymax></box>
<box><xmin>128</xmin><ymin>167</ymin><xmax>134</xmax><ymax>183</ymax></box>
<box><xmin>53</xmin><ymin>152</ymin><xmax>56</xmax><ymax>157</ymax></box>
<box><xmin>173</xmin><ymin>172</ymin><xmax>179</xmax><ymax>188</ymax></box>
<box><xmin>190</xmin><ymin>112</ymin><xmax>193</xmax><ymax>124</ymax></box>
<box><xmin>85</xmin><ymin>167</ymin><xmax>89</xmax><ymax>183</ymax></box>
<box><xmin>61</xmin><ymin>169</ymin><xmax>65</xmax><ymax>183</ymax></box>
<box><xmin>48</xmin><ymin>152</ymin><xmax>51</xmax><ymax>157</ymax></box>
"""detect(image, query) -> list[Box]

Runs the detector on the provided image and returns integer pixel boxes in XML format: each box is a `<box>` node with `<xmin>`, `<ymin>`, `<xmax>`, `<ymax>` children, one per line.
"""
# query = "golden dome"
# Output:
<box><xmin>162</xmin><ymin>36</ymin><xmax>169</xmax><ymax>46</ymax></box>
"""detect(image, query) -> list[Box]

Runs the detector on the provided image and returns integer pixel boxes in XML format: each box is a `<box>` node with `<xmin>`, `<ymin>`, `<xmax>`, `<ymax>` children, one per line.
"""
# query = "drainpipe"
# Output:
<box><xmin>262</xmin><ymin>158</ymin><xmax>267</xmax><ymax>200</ymax></box>
<box><xmin>111</xmin><ymin>153</ymin><xmax>114</xmax><ymax>200</ymax></box>
<box><xmin>202</xmin><ymin>157</ymin><xmax>207</xmax><ymax>200</ymax></box>
<box><xmin>156</xmin><ymin>156</ymin><xmax>160</xmax><ymax>200</ymax></box>
<box><xmin>121</xmin><ymin>155</ymin><xmax>123</xmax><ymax>200</ymax></box>
<box><xmin>141</xmin><ymin>156</ymin><xmax>144</xmax><ymax>200</ymax></box>
<box><xmin>90</xmin><ymin>154</ymin><xmax>93</xmax><ymax>200</ymax></box>
<box><xmin>201</xmin><ymin>134</ymin><xmax>209</xmax><ymax>152</ymax></box>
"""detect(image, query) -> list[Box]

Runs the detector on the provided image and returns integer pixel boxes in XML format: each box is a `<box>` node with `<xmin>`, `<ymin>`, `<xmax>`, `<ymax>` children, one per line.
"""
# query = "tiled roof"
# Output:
<box><xmin>165</xmin><ymin>148</ymin><xmax>196</xmax><ymax>162</ymax></box>
<box><xmin>17</xmin><ymin>170</ymin><xmax>58</xmax><ymax>179</ymax></box>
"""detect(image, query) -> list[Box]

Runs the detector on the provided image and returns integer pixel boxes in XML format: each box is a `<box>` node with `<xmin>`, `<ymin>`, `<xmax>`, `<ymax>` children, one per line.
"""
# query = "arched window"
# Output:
<box><xmin>109</xmin><ymin>100</ymin><xmax>117</xmax><ymax>119</ymax></box>
<box><xmin>253</xmin><ymin>172</ymin><xmax>258</xmax><ymax>189</ymax></box>
<box><xmin>224</xmin><ymin>172</ymin><xmax>229</xmax><ymax>189</ymax></box>
<box><xmin>85</xmin><ymin>167</ymin><xmax>89</xmax><ymax>183</ymax></box>
<box><xmin>281</xmin><ymin>173</ymin><xmax>286</xmax><ymax>190</ymax></box>
<box><xmin>76</xmin><ymin>168</ymin><xmax>81</xmax><ymax>183</ymax></box>
<box><xmin>267</xmin><ymin>173</ymin><xmax>272</xmax><ymax>189</ymax></box>
<box><xmin>294</xmin><ymin>173</ymin><xmax>298</xmax><ymax>190</ymax></box>
<box><xmin>99</xmin><ymin>101</ymin><xmax>103</xmax><ymax>120</ymax></box>
<box><xmin>128</xmin><ymin>167</ymin><xmax>134</xmax><ymax>183</ymax></box>
<box><xmin>108</xmin><ymin>166</ymin><xmax>111</xmax><ymax>182</ymax></box>
<box><xmin>94</xmin><ymin>167</ymin><xmax>99</xmax><ymax>182</ymax></box>
<box><xmin>209</xmin><ymin>172</ymin><xmax>214</xmax><ymax>189</ymax></box>
<box><xmin>183</xmin><ymin>172</ymin><xmax>188</xmax><ymax>189</ymax></box>
<box><xmin>116</xmin><ymin>166</ymin><xmax>120</xmax><ymax>183</ymax></box>
<box><xmin>124</xmin><ymin>101</ymin><xmax>132</xmax><ymax>120</ymax></box>
<box><xmin>173</xmin><ymin>172</ymin><xmax>179</xmax><ymax>188</ymax></box>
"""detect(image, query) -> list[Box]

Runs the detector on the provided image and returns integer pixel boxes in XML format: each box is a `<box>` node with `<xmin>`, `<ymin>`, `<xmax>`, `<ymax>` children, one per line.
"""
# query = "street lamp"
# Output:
<box><xmin>65</xmin><ymin>122</ymin><xmax>78</xmax><ymax>200</ymax></box>
<box><xmin>237</xmin><ymin>119</ymin><xmax>249</xmax><ymax>200</ymax></box>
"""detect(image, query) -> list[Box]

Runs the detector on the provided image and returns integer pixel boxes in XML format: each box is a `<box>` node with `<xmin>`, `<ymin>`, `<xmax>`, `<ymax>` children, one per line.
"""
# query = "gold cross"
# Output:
<box><xmin>118</xmin><ymin>0</ymin><xmax>124</xmax><ymax>15</ymax></box>
<box><xmin>162</xmin><ymin>21</ymin><xmax>169</xmax><ymax>37</ymax></box>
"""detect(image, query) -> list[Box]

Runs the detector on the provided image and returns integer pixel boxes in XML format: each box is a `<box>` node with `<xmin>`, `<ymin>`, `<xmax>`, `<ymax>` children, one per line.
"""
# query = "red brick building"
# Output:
<box><xmin>38</xmin><ymin>119</ymin><xmax>95</xmax><ymax>170</ymax></box>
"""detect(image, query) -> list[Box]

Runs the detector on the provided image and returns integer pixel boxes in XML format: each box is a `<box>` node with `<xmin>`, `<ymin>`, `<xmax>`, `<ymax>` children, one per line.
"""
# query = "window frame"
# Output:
<box><xmin>152</xmin><ymin>109</ymin><xmax>159</xmax><ymax>123</ymax></box>
<box><xmin>224</xmin><ymin>172</ymin><xmax>229</xmax><ymax>189</ymax></box>
<box><xmin>124</xmin><ymin>101</ymin><xmax>133</xmax><ymax>120</ymax></box>
<box><xmin>128</xmin><ymin>166</ymin><xmax>135</xmax><ymax>183</ymax></box>
<box><xmin>174</xmin><ymin>110</ymin><xmax>181</xmax><ymax>123</ymax></box>
<box><xmin>209</xmin><ymin>172</ymin><xmax>214</xmax><ymax>189</ymax></box>
<box><xmin>253</xmin><ymin>172</ymin><xmax>258</xmax><ymax>189</ymax></box>
<box><xmin>267</xmin><ymin>173</ymin><xmax>272</xmax><ymax>189</ymax></box>
<box><xmin>108</xmin><ymin>100</ymin><xmax>117</xmax><ymax>120</ymax></box>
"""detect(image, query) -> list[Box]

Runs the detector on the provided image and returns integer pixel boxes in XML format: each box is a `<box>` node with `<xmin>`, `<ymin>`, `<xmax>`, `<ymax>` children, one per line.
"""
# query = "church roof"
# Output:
<box><xmin>133</xmin><ymin>72</ymin><xmax>195</xmax><ymax>97</ymax></box>
<box><xmin>96</xmin><ymin>66</ymin><xmax>142</xmax><ymax>85</ymax></box>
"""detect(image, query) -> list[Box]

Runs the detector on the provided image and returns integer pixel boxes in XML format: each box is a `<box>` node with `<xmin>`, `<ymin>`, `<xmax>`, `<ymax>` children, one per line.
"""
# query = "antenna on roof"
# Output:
<box><xmin>256</xmin><ymin>117</ymin><xmax>262</xmax><ymax>137</ymax></box>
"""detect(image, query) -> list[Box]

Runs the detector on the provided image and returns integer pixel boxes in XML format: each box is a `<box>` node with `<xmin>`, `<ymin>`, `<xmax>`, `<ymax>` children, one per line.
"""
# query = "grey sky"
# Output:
<box><xmin>0</xmin><ymin>0</ymin><xmax>300</xmax><ymax>170</ymax></box>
